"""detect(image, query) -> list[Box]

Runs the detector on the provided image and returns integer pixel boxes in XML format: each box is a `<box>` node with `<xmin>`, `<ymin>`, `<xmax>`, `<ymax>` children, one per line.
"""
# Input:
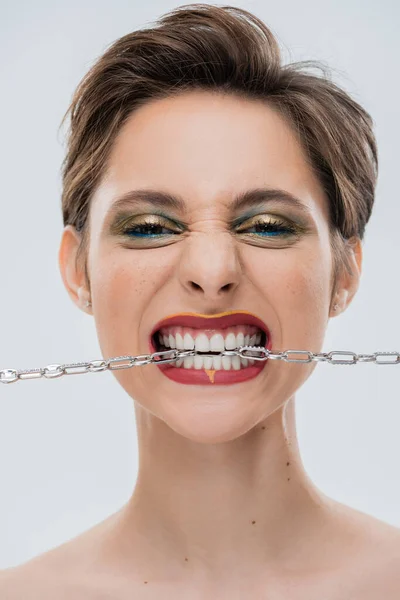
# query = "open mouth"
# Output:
<box><xmin>148</xmin><ymin>312</ymin><xmax>272</xmax><ymax>375</ymax></box>
<box><xmin>151</xmin><ymin>327</ymin><xmax>268</xmax><ymax>375</ymax></box>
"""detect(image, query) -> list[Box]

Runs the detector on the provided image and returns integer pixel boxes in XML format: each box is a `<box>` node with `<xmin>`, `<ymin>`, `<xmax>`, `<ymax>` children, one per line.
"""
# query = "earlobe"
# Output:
<box><xmin>58</xmin><ymin>225</ymin><xmax>91</xmax><ymax>313</ymax></box>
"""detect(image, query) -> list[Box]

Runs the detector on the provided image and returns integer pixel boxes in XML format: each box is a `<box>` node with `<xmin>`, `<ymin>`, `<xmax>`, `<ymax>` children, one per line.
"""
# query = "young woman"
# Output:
<box><xmin>2</xmin><ymin>4</ymin><xmax>399</xmax><ymax>598</ymax></box>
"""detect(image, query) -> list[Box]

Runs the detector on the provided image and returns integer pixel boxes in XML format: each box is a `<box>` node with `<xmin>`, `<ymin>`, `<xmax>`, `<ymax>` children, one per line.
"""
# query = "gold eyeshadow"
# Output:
<box><xmin>109</xmin><ymin>210</ymin><xmax>311</xmax><ymax>246</ymax></box>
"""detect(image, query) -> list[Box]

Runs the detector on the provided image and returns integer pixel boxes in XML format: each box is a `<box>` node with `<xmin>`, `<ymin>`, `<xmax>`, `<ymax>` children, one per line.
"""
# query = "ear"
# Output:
<box><xmin>58</xmin><ymin>225</ymin><xmax>92</xmax><ymax>314</ymax></box>
<box><xmin>331</xmin><ymin>237</ymin><xmax>363</xmax><ymax>317</ymax></box>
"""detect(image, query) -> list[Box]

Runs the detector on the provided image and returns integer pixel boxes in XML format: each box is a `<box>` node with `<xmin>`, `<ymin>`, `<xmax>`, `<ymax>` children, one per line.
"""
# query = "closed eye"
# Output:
<box><xmin>120</xmin><ymin>215</ymin><xmax>302</xmax><ymax>241</ymax></box>
<box><xmin>237</xmin><ymin>216</ymin><xmax>297</xmax><ymax>237</ymax></box>
<box><xmin>122</xmin><ymin>221</ymin><xmax>178</xmax><ymax>238</ymax></box>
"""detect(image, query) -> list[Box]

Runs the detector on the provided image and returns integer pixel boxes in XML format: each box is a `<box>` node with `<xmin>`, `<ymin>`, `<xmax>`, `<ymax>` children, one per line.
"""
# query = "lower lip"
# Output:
<box><xmin>148</xmin><ymin>336</ymin><xmax>270</xmax><ymax>386</ymax></box>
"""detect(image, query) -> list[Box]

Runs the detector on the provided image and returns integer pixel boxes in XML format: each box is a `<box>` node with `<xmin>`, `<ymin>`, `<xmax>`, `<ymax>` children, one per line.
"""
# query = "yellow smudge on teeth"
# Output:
<box><xmin>205</xmin><ymin>369</ymin><xmax>216</xmax><ymax>383</ymax></box>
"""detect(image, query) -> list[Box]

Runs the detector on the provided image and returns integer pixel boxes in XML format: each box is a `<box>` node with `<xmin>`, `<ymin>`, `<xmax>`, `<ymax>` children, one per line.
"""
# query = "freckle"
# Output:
<box><xmin>286</xmin><ymin>461</ymin><xmax>290</xmax><ymax>466</ymax></box>
<box><xmin>261</xmin><ymin>426</ymin><xmax>266</xmax><ymax>430</ymax></box>
<box><xmin>185</xmin><ymin>557</ymin><xmax>188</xmax><ymax>561</ymax></box>
<box><xmin>252</xmin><ymin>520</ymin><xmax>256</xmax><ymax>524</ymax></box>
<box><xmin>287</xmin><ymin>477</ymin><xmax>290</xmax><ymax>481</ymax></box>
<box><xmin>144</xmin><ymin>581</ymin><xmax>148</xmax><ymax>584</ymax></box>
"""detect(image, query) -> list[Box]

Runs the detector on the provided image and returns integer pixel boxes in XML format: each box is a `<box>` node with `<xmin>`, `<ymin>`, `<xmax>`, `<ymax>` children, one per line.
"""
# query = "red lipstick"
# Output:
<box><xmin>148</xmin><ymin>310</ymin><xmax>272</xmax><ymax>386</ymax></box>
<box><xmin>150</xmin><ymin>310</ymin><xmax>271</xmax><ymax>338</ymax></box>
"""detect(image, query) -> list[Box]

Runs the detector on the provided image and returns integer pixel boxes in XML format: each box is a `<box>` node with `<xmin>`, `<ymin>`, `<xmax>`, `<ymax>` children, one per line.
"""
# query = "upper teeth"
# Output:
<box><xmin>157</xmin><ymin>325</ymin><xmax>265</xmax><ymax>353</ymax></box>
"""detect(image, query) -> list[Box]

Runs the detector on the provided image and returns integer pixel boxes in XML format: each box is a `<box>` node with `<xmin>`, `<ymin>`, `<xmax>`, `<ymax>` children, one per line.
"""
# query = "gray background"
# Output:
<box><xmin>0</xmin><ymin>0</ymin><xmax>399</xmax><ymax>568</ymax></box>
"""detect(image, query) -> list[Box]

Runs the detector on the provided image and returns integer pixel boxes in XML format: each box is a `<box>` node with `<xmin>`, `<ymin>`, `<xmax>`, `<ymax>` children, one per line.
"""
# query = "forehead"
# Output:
<box><xmin>93</xmin><ymin>90</ymin><xmax>329</xmax><ymax>223</ymax></box>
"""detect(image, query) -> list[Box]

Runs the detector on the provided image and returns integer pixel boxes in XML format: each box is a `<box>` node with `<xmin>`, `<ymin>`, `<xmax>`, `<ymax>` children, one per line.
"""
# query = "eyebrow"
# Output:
<box><xmin>105</xmin><ymin>187</ymin><xmax>313</xmax><ymax>224</ymax></box>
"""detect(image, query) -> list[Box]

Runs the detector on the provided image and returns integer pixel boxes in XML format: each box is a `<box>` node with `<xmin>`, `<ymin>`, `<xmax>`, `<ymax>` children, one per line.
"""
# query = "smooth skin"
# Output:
<box><xmin>1</xmin><ymin>91</ymin><xmax>400</xmax><ymax>599</ymax></box>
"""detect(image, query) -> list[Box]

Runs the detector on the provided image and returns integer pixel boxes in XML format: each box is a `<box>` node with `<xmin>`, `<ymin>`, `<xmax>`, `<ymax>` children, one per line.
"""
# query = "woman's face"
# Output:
<box><xmin>62</xmin><ymin>91</ymin><xmax>357</xmax><ymax>442</ymax></box>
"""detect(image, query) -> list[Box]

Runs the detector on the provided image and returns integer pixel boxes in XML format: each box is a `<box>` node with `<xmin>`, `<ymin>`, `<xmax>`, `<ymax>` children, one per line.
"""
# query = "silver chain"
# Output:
<box><xmin>1</xmin><ymin>345</ymin><xmax>400</xmax><ymax>384</ymax></box>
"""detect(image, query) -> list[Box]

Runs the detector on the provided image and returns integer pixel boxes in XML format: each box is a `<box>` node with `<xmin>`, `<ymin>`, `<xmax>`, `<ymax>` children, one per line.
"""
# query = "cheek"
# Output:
<box><xmin>89</xmin><ymin>251</ymin><xmax>154</xmax><ymax>355</ymax></box>
<box><xmin>251</xmin><ymin>245</ymin><xmax>332</xmax><ymax>409</ymax></box>
<box><xmin>254</xmin><ymin>245</ymin><xmax>331</xmax><ymax>347</ymax></box>
<box><xmin>279</xmin><ymin>257</ymin><xmax>329</xmax><ymax>310</ymax></box>
<box><xmin>89</xmin><ymin>246</ymin><xmax>178</xmax><ymax>357</ymax></box>
<box><xmin>285</xmin><ymin>265</ymin><xmax>329</xmax><ymax>349</ymax></box>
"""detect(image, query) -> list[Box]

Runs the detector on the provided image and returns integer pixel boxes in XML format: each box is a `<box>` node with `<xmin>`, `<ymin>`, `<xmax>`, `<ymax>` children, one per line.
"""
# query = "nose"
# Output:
<box><xmin>178</xmin><ymin>231</ymin><xmax>241</xmax><ymax>302</ymax></box>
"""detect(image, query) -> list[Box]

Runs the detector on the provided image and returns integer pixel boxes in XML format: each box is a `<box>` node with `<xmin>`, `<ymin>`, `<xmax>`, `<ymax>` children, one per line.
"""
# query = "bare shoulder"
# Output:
<box><xmin>359</xmin><ymin>533</ymin><xmax>400</xmax><ymax>599</ymax></box>
<box><xmin>0</xmin><ymin>513</ymin><xmax>127</xmax><ymax>599</ymax></box>
<box><xmin>0</xmin><ymin>562</ymin><xmax>106</xmax><ymax>600</ymax></box>
<box><xmin>0</xmin><ymin>564</ymin><xmax>60</xmax><ymax>600</ymax></box>
<box><xmin>0</xmin><ymin>531</ymin><xmax>105</xmax><ymax>599</ymax></box>
<box><xmin>0</xmin><ymin>510</ymin><xmax>125</xmax><ymax>599</ymax></box>
<box><xmin>329</xmin><ymin>500</ymin><xmax>400</xmax><ymax>598</ymax></box>
<box><xmin>1</xmin><ymin>504</ymin><xmax>399</xmax><ymax>600</ymax></box>
<box><xmin>0</xmin><ymin>543</ymin><xmax>107</xmax><ymax>600</ymax></box>
<box><xmin>372</xmin><ymin>523</ymin><xmax>400</xmax><ymax>593</ymax></box>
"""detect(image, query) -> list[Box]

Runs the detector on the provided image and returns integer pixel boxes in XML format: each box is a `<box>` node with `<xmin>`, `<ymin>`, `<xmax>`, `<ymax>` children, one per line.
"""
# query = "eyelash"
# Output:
<box><xmin>237</xmin><ymin>216</ymin><xmax>297</xmax><ymax>237</ymax></box>
<box><xmin>121</xmin><ymin>216</ymin><xmax>298</xmax><ymax>239</ymax></box>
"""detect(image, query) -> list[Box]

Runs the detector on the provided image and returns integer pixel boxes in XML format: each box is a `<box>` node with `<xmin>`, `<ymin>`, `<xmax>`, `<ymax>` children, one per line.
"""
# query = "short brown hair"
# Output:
<box><xmin>59</xmin><ymin>3</ymin><xmax>378</xmax><ymax>306</ymax></box>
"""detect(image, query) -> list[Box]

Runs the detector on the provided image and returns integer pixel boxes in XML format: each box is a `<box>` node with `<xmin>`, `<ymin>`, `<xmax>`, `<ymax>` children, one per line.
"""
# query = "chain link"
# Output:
<box><xmin>1</xmin><ymin>346</ymin><xmax>399</xmax><ymax>384</ymax></box>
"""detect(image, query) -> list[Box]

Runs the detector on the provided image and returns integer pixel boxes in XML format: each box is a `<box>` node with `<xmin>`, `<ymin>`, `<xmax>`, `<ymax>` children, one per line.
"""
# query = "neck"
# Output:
<box><xmin>102</xmin><ymin>397</ymin><xmax>336</xmax><ymax>587</ymax></box>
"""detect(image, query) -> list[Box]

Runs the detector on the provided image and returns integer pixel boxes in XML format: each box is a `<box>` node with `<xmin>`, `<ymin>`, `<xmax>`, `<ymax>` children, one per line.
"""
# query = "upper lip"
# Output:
<box><xmin>150</xmin><ymin>310</ymin><xmax>271</xmax><ymax>342</ymax></box>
